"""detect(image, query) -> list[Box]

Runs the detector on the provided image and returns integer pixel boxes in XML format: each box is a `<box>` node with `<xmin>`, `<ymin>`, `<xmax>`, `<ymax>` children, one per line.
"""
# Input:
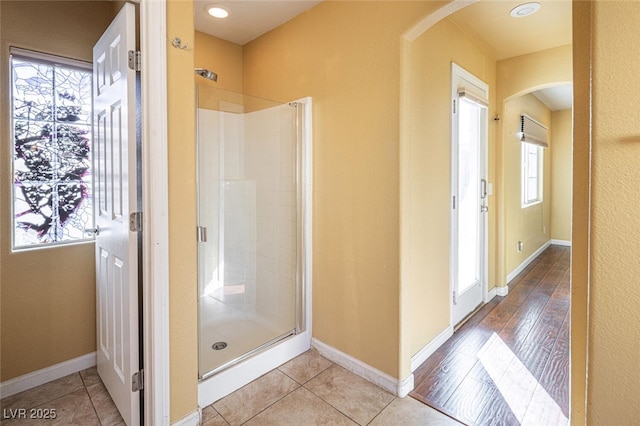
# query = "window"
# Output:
<box><xmin>522</xmin><ymin>142</ymin><xmax>543</xmax><ymax>206</ymax></box>
<box><xmin>11</xmin><ymin>49</ymin><xmax>93</xmax><ymax>249</ymax></box>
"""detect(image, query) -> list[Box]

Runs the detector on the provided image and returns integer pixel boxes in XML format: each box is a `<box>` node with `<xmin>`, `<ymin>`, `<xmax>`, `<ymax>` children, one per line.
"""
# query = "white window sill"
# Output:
<box><xmin>521</xmin><ymin>200</ymin><xmax>543</xmax><ymax>209</ymax></box>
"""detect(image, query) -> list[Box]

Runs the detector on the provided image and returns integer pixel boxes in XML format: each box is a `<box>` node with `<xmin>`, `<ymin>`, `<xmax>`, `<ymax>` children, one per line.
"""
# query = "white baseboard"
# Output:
<box><xmin>489</xmin><ymin>283</ymin><xmax>509</xmax><ymax>298</ymax></box>
<box><xmin>496</xmin><ymin>285</ymin><xmax>509</xmax><ymax>296</ymax></box>
<box><xmin>171</xmin><ymin>410</ymin><xmax>200</xmax><ymax>426</ymax></box>
<box><xmin>506</xmin><ymin>240</ymin><xmax>551</xmax><ymax>284</ymax></box>
<box><xmin>0</xmin><ymin>352</ymin><xmax>96</xmax><ymax>398</ymax></box>
<box><xmin>551</xmin><ymin>239</ymin><xmax>572</xmax><ymax>247</ymax></box>
<box><xmin>311</xmin><ymin>338</ymin><xmax>414</xmax><ymax>397</ymax></box>
<box><xmin>409</xmin><ymin>326</ymin><xmax>453</xmax><ymax>373</ymax></box>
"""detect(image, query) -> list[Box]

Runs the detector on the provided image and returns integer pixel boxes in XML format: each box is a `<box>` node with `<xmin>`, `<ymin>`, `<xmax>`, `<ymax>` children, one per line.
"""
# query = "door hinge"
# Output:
<box><xmin>128</xmin><ymin>50</ymin><xmax>141</xmax><ymax>72</ymax></box>
<box><xmin>197</xmin><ymin>226</ymin><xmax>208</xmax><ymax>243</ymax></box>
<box><xmin>452</xmin><ymin>196</ymin><xmax>456</xmax><ymax>210</ymax></box>
<box><xmin>132</xmin><ymin>370</ymin><xmax>143</xmax><ymax>392</ymax></box>
<box><xmin>453</xmin><ymin>99</ymin><xmax>456</xmax><ymax>114</ymax></box>
<box><xmin>452</xmin><ymin>291</ymin><xmax>457</xmax><ymax>305</ymax></box>
<box><xmin>129</xmin><ymin>211</ymin><xmax>143</xmax><ymax>232</ymax></box>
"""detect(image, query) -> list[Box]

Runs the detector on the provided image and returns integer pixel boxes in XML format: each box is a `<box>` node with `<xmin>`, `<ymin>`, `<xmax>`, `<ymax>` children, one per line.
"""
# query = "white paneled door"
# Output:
<box><xmin>93</xmin><ymin>4</ymin><xmax>140</xmax><ymax>425</ymax></box>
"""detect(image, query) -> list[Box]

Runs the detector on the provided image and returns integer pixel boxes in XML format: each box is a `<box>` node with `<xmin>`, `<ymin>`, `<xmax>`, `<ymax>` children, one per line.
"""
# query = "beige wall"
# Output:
<box><xmin>0</xmin><ymin>1</ymin><xmax>115</xmax><ymax>381</ymax></box>
<box><xmin>503</xmin><ymin>94</ymin><xmax>551</xmax><ymax>275</ymax></box>
<box><xmin>550</xmin><ymin>108</ymin><xmax>572</xmax><ymax>242</ymax></box>
<box><xmin>166</xmin><ymin>0</ymin><xmax>198</xmax><ymax>421</ymax></box>
<box><xmin>495</xmin><ymin>46</ymin><xmax>572</xmax><ymax>286</ymax></box>
<box><xmin>575</xmin><ymin>1</ymin><xmax>640</xmax><ymax>423</ymax></box>
<box><xmin>496</xmin><ymin>45</ymin><xmax>572</xmax><ymax>102</ymax></box>
<box><xmin>194</xmin><ymin>31</ymin><xmax>243</xmax><ymax>93</ymax></box>
<box><xmin>399</xmin><ymin>16</ymin><xmax>496</xmax><ymax>377</ymax></box>
<box><xmin>571</xmin><ymin>1</ymin><xmax>590</xmax><ymax>422</ymax></box>
<box><xmin>242</xmin><ymin>1</ymin><xmax>442</xmax><ymax>379</ymax></box>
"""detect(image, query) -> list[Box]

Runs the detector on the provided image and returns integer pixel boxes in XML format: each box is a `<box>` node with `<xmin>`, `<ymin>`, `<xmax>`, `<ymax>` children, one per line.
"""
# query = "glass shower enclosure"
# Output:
<box><xmin>196</xmin><ymin>85</ymin><xmax>306</xmax><ymax>379</ymax></box>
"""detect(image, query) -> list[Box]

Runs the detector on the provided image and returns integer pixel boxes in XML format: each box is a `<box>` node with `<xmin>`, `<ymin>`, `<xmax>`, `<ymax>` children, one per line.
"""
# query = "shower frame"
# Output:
<box><xmin>196</xmin><ymin>94</ymin><xmax>313</xmax><ymax>408</ymax></box>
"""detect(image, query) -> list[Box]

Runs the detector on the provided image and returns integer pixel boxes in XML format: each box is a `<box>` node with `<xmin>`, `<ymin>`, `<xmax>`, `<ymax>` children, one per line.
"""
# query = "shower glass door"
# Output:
<box><xmin>197</xmin><ymin>86</ymin><xmax>300</xmax><ymax>379</ymax></box>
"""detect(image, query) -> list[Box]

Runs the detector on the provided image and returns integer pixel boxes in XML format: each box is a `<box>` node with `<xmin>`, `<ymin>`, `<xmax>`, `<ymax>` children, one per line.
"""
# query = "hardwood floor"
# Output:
<box><xmin>410</xmin><ymin>245</ymin><xmax>570</xmax><ymax>426</ymax></box>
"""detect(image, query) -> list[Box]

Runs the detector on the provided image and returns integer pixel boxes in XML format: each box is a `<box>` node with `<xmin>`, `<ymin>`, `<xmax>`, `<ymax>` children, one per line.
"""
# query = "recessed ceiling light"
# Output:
<box><xmin>510</xmin><ymin>2</ymin><xmax>541</xmax><ymax>18</ymax></box>
<box><xmin>206</xmin><ymin>5</ymin><xmax>229</xmax><ymax>19</ymax></box>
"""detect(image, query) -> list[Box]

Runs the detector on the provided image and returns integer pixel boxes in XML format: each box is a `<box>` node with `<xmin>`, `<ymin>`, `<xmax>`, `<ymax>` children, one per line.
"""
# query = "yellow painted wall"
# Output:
<box><xmin>580</xmin><ymin>1</ymin><xmax>640</xmax><ymax>422</ymax></box>
<box><xmin>496</xmin><ymin>45</ymin><xmax>572</xmax><ymax>102</ymax></box>
<box><xmin>242</xmin><ymin>1</ymin><xmax>443</xmax><ymax>379</ymax></box>
<box><xmin>570</xmin><ymin>1</ymin><xmax>590</xmax><ymax>422</ymax></box>
<box><xmin>194</xmin><ymin>31</ymin><xmax>243</xmax><ymax>93</ymax></box>
<box><xmin>399</xmin><ymin>16</ymin><xmax>496</xmax><ymax>377</ymax></box>
<box><xmin>550</xmin><ymin>108</ymin><xmax>572</xmax><ymax>242</ymax></box>
<box><xmin>495</xmin><ymin>46</ymin><xmax>572</xmax><ymax>286</ymax></box>
<box><xmin>503</xmin><ymin>94</ymin><xmax>551</xmax><ymax>275</ymax></box>
<box><xmin>166</xmin><ymin>0</ymin><xmax>198</xmax><ymax>421</ymax></box>
<box><xmin>0</xmin><ymin>1</ymin><xmax>115</xmax><ymax>381</ymax></box>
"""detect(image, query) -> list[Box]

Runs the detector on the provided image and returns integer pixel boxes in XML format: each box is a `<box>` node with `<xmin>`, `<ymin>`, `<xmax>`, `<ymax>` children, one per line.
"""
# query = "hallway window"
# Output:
<box><xmin>11</xmin><ymin>48</ymin><xmax>93</xmax><ymax>249</ymax></box>
<box><xmin>522</xmin><ymin>142</ymin><xmax>543</xmax><ymax>206</ymax></box>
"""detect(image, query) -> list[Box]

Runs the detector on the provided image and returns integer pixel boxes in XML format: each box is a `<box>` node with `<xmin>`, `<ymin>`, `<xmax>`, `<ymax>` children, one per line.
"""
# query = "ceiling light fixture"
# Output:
<box><xmin>510</xmin><ymin>2</ymin><xmax>541</xmax><ymax>18</ymax></box>
<box><xmin>206</xmin><ymin>5</ymin><xmax>229</xmax><ymax>19</ymax></box>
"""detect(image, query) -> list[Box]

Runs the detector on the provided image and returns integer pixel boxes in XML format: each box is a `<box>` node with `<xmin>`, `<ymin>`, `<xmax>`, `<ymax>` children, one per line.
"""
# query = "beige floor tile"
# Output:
<box><xmin>1</xmin><ymin>388</ymin><xmax>100</xmax><ymax>426</ymax></box>
<box><xmin>213</xmin><ymin>369</ymin><xmax>299</xmax><ymax>425</ymax></box>
<box><xmin>0</xmin><ymin>373</ymin><xmax>84</xmax><ymax>412</ymax></box>
<box><xmin>79</xmin><ymin>367</ymin><xmax>102</xmax><ymax>388</ymax></box>
<box><xmin>369</xmin><ymin>397</ymin><xmax>464</xmax><ymax>426</ymax></box>
<box><xmin>201</xmin><ymin>405</ymin><xmax>229</xmax><ymax>425</ymax></box>
<box><xmin>202</xmin><ymin>414</ymin><xmax>230</xmax><ymax>426</ymax></box>
<box><xmin>244</xmin><ymin>387</ymin><xmax>357</xmax><ymax>426</ymax></box>
<box><xmin>305</xmin><ymin>364</ymin><xmax>394</xmax><ymax>425</ymax></box>
<box><xmin>278</xmin><ymin>350</ymin><xmax>333</xmax><ymax>384</ymax></box>
<box><xmin>86</xmin><ymin>382</ymin><xmax>124</xmax><ymax>426</ymax></box>
<box><xmin>201</xmin><ymin>405</ymin><xmax>218</xmax><ymax>423</ymax></box>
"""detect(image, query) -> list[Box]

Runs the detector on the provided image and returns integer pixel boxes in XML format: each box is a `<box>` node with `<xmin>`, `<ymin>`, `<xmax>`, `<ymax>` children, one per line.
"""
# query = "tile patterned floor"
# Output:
<box><xmin>0</xmin><ymin>367</ymin><xmax>124</xmax><ymax>425</ymax></box>
<box><xmin>1</xmin><ymin>350</ymin><xmax>461</xmax><ymax>426</ymax></box>
<box><xmin>203</xmin><ymin>350</ymin><xmax>463</xmax><ymax>425</ymax></box>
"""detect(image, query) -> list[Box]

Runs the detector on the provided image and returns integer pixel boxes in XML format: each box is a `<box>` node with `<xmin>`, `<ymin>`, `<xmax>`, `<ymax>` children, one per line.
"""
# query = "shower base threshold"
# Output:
<box><xmin>198</xmin><ymin>330</ymin><xmax>311</xmax><ymax>408</ymax></box>
<box><xmin>200</xmin><ymin>329</ymin><xmax>296</xmax><ymax>380</ymax></box>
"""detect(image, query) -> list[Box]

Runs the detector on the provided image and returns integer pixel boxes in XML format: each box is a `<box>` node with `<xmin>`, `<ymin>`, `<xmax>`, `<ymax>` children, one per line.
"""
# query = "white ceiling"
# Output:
<box><xmin>532</xmin><ymin>85</ymin><xmax>573</xmax><ymax>111</ymax></box>
<box><xmin>194</xmin><ymin>0</ymin><xmax>573</xmax><ymax>110</ymax></box>
<box><xmin>194</xmin><ymin>0</ymin><xmax>322</xmax><ymax>46</ymax></box>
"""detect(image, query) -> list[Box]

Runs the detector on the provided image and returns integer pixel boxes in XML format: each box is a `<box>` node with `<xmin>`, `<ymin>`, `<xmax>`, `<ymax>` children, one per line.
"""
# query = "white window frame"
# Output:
<box><xmin>521</xmin><ymin>142</ymin><xmax>543</xmax><ymax>207</ymax></box>
<box><xmin>10</xmin><ymin>48</ymin><xmax>94</xmax><ymax>251</ymax></box>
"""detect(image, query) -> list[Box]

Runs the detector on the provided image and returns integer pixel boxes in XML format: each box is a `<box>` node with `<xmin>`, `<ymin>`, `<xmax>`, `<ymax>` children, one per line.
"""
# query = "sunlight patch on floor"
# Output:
<box><xmin>478</xmin><ymin>333</ymin><xmax>568</xmax><ymax>426</ymax></box>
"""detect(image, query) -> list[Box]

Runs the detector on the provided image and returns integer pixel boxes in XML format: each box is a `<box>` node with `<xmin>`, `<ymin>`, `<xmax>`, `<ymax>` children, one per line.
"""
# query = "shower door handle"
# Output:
<box><xmin>197</xmin><ymin>226</ymin><xmax>208</xmax><ymax>242</ymax></box>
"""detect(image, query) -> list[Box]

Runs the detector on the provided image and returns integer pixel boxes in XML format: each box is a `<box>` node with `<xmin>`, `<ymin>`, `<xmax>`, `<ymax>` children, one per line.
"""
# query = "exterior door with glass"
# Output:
<box><xmin>451</xmin><ymin>63</ymin><xmax>489</xmax><ymax>326</ymax></box>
